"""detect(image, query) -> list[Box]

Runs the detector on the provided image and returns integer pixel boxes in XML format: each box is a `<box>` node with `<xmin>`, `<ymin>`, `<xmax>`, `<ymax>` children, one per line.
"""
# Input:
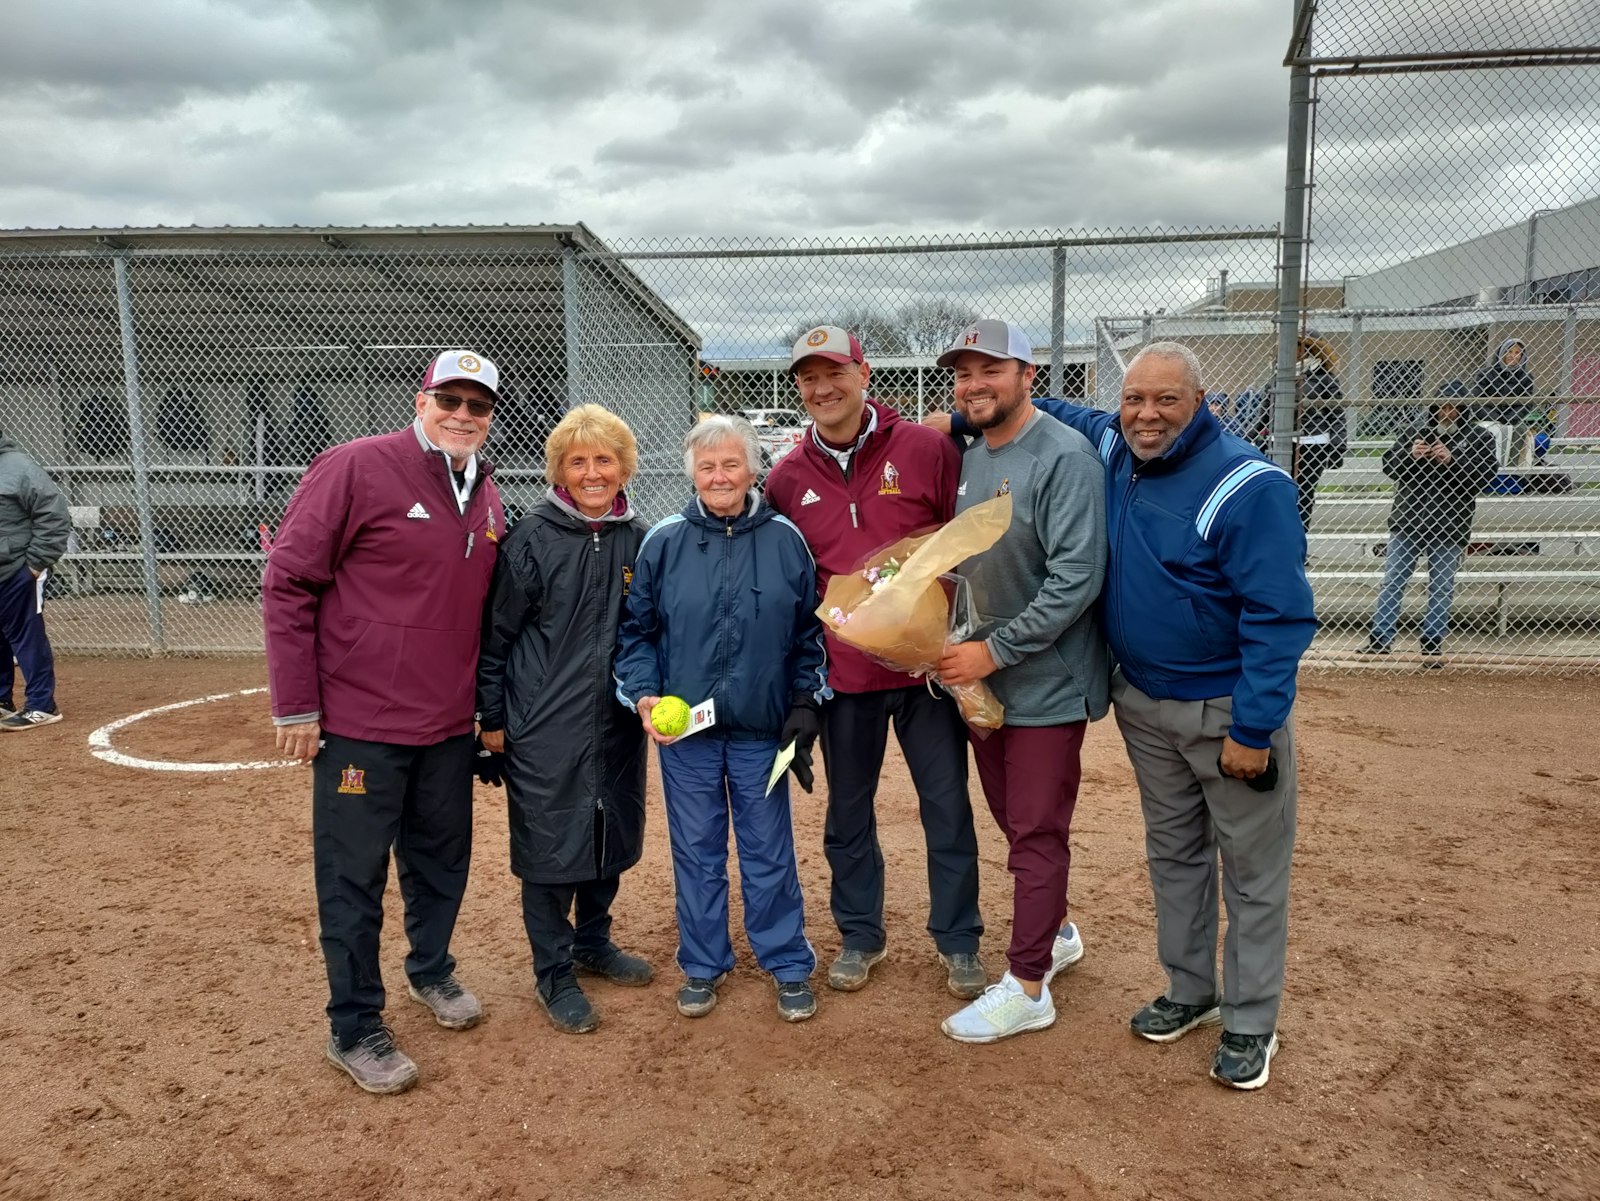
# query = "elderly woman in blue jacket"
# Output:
<box><xmin>615</xmin><ymin>415</ymin><xmax>828</xmax><ymax>1024</ymax></box>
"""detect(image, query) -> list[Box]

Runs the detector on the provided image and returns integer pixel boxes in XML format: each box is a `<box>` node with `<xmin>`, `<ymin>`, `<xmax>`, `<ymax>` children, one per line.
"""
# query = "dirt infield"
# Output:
<box><xmin>3</xmin><ymin>658</ymin><xmax>1597</xmax><ymax>1201</ymax></box>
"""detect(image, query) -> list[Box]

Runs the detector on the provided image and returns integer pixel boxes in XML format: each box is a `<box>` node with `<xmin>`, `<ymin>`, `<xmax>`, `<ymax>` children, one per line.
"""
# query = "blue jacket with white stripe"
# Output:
<box><xmin>615</xmin><ymin>490</ymin><xmax>829</xmax><ymax>740</ymax></box>
<box><xmin>1037</xmin><ymin>399</ymin><xmax>1316</xmax><ymax>747</ymax></box>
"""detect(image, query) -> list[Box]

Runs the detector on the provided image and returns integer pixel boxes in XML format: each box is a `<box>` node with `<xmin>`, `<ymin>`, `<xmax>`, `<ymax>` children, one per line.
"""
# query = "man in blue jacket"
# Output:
<box><xmin>928</xmin><ymin>341</ymin><xmax>1316</xmax><ymax>1089</ymax></box>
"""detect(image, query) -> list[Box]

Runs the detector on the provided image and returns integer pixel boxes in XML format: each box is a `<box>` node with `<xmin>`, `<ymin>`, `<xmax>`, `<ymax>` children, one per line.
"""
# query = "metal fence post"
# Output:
<box><xmin>562</xmin><ymin>247</ymin><xmax>581</xmax><ymax>408</ymax></box>
<box><xmin>1560</xmin><ymin>305</ymin><xmax>1578</xmax><ymax>436</ymax></box>
<box><xmin>1272</xmin><ymin>60</ymin><xmax>1314</xmax><ymax>471</ymax></box>
<box><xmin>112</xmin><ymin>254</ymin><xmax>165</xmax><ymax>653</ymax></box>
<box><xmin>1050</xmin><ymin>244</ymin><xmax>1066</xmax><ymax>397</ymax></box>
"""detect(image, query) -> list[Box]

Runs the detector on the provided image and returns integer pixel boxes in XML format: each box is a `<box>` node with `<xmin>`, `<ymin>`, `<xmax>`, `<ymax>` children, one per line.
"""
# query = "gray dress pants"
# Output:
<box><xmin>1110</xmin><ymin>672</ymin><xmax>1297</xmax><ymax>1035</ymax></box>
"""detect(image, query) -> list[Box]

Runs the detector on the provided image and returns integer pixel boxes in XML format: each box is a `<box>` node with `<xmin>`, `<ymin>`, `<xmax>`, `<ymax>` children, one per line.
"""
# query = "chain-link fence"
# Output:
<box><xmin>1</xmin><ymin>224</ymin><xmax>1290</xmax><ymax>654</ymax></box>
<box><xmin>1283</xmin><ymin>1</ymin><xmax>1600</xmax><ymax>668</ymax></box>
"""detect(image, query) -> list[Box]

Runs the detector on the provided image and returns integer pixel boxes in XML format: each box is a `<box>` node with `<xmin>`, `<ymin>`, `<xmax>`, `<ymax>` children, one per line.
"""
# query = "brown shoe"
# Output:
<box><xmin>325</xmin><ymin>1026</ymin><xmax>419</xmax><ymax>1095</ymax></box>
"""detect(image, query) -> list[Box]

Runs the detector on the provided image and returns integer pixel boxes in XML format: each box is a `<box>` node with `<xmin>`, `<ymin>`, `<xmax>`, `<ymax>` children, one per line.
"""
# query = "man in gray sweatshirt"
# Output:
<box><xmin>934</xmin><ymin>320</ymin><xmax>1108</xmax><ymax>1043</ymax></box>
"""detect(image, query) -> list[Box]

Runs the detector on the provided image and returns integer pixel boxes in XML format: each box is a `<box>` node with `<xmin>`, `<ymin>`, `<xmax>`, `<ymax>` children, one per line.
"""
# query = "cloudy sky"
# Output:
<box><xmin>2</xmin><ymin>0</ymin><xmax>1595</xmax><ymax>363</ymax></box>
<box><xmin>2</xmin><ymin>0</ymin><xmax>1306</xmax><ymax>238</ymax></box>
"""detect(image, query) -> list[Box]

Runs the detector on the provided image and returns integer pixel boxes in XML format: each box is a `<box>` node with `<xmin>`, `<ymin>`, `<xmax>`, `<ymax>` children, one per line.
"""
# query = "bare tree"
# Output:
<box><xmin>895</xmin><ymin>299</ymin><xmax>982</xmax><ymax>356</ymax></box>
<box><xmin>782</xmin><ymin>300</ymin><xmax>979</xmax><ymax>359</ymax></box>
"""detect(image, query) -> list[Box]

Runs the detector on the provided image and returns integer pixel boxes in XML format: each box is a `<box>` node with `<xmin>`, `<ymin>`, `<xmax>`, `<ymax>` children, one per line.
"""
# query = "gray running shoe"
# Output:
<box><xmin>407</xmin><ymin>974</ymin><xmax>484</xmax><ymax>1030</ymax></box>
<box><xmin>827</xmin><ymin>946</ymin><xmax>887</xmax><ymax>992</ymax></box>
<box><xmin>325</xmin><ymin>1026</ymin><xmax>418</xmax><ymax>1095</ymax></box>
<box><xmin>937</xmin><ymin>951</ymin><xmax>987</xmax><ymax>1000</ymax></box>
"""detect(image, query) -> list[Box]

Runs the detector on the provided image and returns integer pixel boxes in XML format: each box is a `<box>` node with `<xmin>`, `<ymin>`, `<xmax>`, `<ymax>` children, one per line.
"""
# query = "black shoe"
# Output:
<box><xmin>1130</xmin><ymin>995</ymin><xmax>1223</xmax><ymax>1043</ymax></box>
<box><xmin>1354</xmin><ymin>637</ymin><xmax>1390</xmax><ymax>656</ymax></box>
<box><xmin>775</xmin><ymin>979</ymin><xmax>817</xmax><ymax>1023</ymax></box>
<box><xmin>574</xmin><ymin>944</ymin><xmax>654</xmax><ymax>987</ymax></box>
<box><xmin>1420</xmin><ymin>636</ymin><xmax>1443</xmax><ymax>668</ymax></box>
<box><xmin>537</xmin><ymin>973</ymin><xmax>599</xmax><ymax>1034</ymax></box>
<box><xmin>677</xmin><ymin>973</ymin><xmax>727</xmax><ymax>1018</ymax></box>
<box><xmin>1210</xmin><ymin>1030</ymin><xmax>1280</xmax><ymax>1090</ymax></box>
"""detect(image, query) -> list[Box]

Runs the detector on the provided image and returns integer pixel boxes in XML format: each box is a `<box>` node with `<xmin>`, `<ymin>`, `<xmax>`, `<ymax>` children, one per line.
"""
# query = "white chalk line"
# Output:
<box><xmin>88</xmin><ymin>687</ymin><xmax>295</xmax><ymax>773</ymax></box>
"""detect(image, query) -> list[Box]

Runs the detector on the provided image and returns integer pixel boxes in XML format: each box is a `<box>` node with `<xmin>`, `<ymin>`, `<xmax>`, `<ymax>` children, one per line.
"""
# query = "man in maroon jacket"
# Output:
<box><xmin>764</xmin><ymin>325</ymin><xmax>985</xmax><ymax>1000</ymax></box>
<box><xmin>263</xmin><ymin>350</ymin><xmax>506</xmax><ymax>1095</ymax></box>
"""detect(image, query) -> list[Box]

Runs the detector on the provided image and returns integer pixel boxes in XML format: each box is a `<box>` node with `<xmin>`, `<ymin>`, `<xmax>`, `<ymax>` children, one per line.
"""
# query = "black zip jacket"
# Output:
<box><xmin>477</xmin><ymin>490</ymin><xmax>647</xmax><ymax>884</ymax></box>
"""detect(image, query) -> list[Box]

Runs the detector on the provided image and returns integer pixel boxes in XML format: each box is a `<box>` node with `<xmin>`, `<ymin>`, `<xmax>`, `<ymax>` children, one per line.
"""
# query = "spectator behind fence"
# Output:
<box><xmin>0</xmin><ymin>428</ymin><xmax>69</xmax><ymax>730</ymax></box>
<box><xmin>263</xmin><ymin>350</ymin><xmax>506</xmax><ymax>1096</ymax></box>
<box><xmin>476</xmin><ymin>405</ymin><xmax>654</xmax><ymax>1036</ymax></box>
<box><xmin>1357</xmin><ymin>383</ymin><xmax>1497</xmax><ymax>667</ymax></box>
<box><xmin>1294</xmin><ymin>335</ymin><xmax>1348</xmax><ymax>533</ymax></box>
<box><xmin>1473</xmin><ymin>338</ymin><xmax>1536</xmax><ymax>428</ymax></box>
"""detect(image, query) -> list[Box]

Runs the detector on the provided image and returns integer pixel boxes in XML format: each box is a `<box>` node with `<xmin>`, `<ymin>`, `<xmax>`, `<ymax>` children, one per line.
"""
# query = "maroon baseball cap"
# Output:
<box><xmin>789</xmin><ymin>325</ymin><xmax>865</xmax><ymax>372</ymax></box>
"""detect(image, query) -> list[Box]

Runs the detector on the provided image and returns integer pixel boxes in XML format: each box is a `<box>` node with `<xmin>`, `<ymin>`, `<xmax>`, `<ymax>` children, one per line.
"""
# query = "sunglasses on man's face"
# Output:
<box><xmin>427</xmin><ymin>390</ymin><xmax>495</xmax><ymax>418</ymax></box>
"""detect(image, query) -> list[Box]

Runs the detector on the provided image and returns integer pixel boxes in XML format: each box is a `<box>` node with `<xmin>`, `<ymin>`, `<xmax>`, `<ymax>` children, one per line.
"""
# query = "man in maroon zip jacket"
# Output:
<box><xmin>263</xmin><ymin>350</ymin><xmax>507</xmax><ymax>1095</ymax></box>
<box><xmin>764</xmin><ymin>325</ymin><xmax>985</xmax><ymax>1000</ymax></box>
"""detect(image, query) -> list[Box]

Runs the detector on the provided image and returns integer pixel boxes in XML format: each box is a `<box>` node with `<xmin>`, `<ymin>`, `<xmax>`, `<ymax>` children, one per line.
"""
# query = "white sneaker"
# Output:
<box><xmin>940</xmin><ymin>972</ymin><xmax>1056</xmax><ymax>1044</ymax></box>
<box><xmin>177</xmin><ymin>589</ymin><xmax>198</xmax><ymax>605</ymax></box>
<box><xmin>1044</xmin><ymin>921</ymin><xmax>1084</xmax><ymax>985</ymax></box>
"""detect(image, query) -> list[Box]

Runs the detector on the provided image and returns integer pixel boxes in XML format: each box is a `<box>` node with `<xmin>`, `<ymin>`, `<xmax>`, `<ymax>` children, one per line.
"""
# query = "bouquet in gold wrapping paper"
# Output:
<box><xmin>817</xmin><ymin>494</ymin><xmax>1012</xmax><ymax>729</ymax></box>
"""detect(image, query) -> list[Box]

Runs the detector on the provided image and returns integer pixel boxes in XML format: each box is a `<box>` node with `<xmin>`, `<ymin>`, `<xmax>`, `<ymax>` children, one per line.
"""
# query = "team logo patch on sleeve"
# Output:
<box><xmin>337</xmin><ymin>766</ymin><xmax>368</xmax><ymax>795</ymax></box>
<box><xmin>878</xmin><ymin>462</ymin><xmax>901</xmax><ymax>495</ymax></box>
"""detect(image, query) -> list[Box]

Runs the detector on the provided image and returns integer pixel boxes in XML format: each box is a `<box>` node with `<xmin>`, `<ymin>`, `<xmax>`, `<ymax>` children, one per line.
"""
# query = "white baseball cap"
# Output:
<box><xmin>935</xmin><ymin>319</ymin><xmax>1034</xmax><ymax>368</ymax></box>
<box><xmin>421</xmin><ymin>350</ymin><xmax>502</xmax><ymax>404</ymax></box>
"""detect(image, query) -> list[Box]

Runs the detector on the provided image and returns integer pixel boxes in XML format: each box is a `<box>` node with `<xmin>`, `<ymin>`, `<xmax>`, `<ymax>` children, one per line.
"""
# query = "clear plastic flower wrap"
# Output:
<box><xmin>817</xmin><ymin>494</ymin><xmax>1012</xmax><ymax>729</ymax></box>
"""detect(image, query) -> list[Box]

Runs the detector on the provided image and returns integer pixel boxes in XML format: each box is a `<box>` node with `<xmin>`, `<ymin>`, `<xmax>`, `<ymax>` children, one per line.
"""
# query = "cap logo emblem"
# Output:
<box><xmin>458</xmin><ymin>354</ymin><xmax>481</xmax><ymax>373</ymax></box>
<box><xmin>806</xmin><ymin>329</ymin><xmax>830</xmax><ymax>347</ymax></box>
<box><xmin>963</xmin><ymin>331</ymin><xmax>980</xmax><ymax>347</ymax></box>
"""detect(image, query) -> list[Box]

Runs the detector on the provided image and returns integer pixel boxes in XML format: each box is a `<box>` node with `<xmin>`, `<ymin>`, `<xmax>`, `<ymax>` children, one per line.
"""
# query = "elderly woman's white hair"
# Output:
<box><xmin>682</xmin><ymin>415</ymin><xmax>762</xmax><ymax>477</ymax></box>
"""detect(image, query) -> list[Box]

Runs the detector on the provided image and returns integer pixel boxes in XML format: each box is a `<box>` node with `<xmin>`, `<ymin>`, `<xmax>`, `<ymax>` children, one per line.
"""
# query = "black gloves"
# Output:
<box><xmin>780</xmin><ymin>698</ymin><xmax>821</xmax><ymax>794</ymax></box>
<box><xmin>474</xmin><ymin>733</ymin><xmax>505</xmax><ymax>787</ymax></box>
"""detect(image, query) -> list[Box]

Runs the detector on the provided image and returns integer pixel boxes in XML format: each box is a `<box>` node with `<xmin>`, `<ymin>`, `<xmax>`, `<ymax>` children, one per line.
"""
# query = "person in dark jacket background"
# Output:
<box><xmin>1358</xmin><ymin>384</ymin><xmax>1497</xmax><ymax>665</ymax></box>
<box><xmin>1293</xmin><ymin>334</ymin><xmax>1348</xmax><ymax>533</ymax></box>
<box><xmin>1473</xmin><ymin>337</ymin><xmax>1536</xmax><ymax>427</ymax></box>
<box><xmin>263</xmin><ymin>350</ymin><xmax>505</xmax><ymax>1095</ymax></box>
<box><xmin>615</xmin><ymin>416</ymin><xmax>829</xmax><ymax>1025</ymax></box>
<box><xmin>478</xmin><ymin>405</ymin><xmax>652</xmax><ymax>1035</ymax></box>
<box><xmin>0</xmin><ymin>430</ymin><xmax>70</xmax><ymax>729</ymax></box>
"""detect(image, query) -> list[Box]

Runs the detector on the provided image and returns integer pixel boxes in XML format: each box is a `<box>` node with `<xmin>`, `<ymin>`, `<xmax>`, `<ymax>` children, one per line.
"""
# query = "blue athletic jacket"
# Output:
<box><xmin>615</xmin><ymin>491</ymin><xmax>829</xmax><ymax>740</ymax></box>
<box><xmin>1038</xmin><ymin>400</ymin><xmax>1316</xmax><ymax>747</ymax></box>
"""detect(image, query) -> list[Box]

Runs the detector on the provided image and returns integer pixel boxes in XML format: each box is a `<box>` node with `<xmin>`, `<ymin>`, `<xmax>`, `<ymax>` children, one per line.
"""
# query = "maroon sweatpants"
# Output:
<box><xmin>969</xmin><ymin>722</ymin><xmax>1086</xmax><ymax>982</ymax></box>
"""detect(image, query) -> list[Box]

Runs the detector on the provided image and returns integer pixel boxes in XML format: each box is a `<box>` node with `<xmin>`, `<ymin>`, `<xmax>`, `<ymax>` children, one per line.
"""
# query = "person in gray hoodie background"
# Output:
<box><xmin>0</xmin><ymin>430</ymin><xmax>70</xmax><ymax>730</ymax></box>
<box><xmin>933</xmin><ymin>319</ymin><xmax>1109</xmax><ymax>1045</ymax></box>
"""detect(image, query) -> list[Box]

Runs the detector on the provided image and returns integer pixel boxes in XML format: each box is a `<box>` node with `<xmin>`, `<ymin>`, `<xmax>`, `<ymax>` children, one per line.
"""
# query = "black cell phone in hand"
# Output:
<box><xmin>1219</xmin><ymin>753</ymin><xmax>1278</xmax><ymax>792</ymax></box>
